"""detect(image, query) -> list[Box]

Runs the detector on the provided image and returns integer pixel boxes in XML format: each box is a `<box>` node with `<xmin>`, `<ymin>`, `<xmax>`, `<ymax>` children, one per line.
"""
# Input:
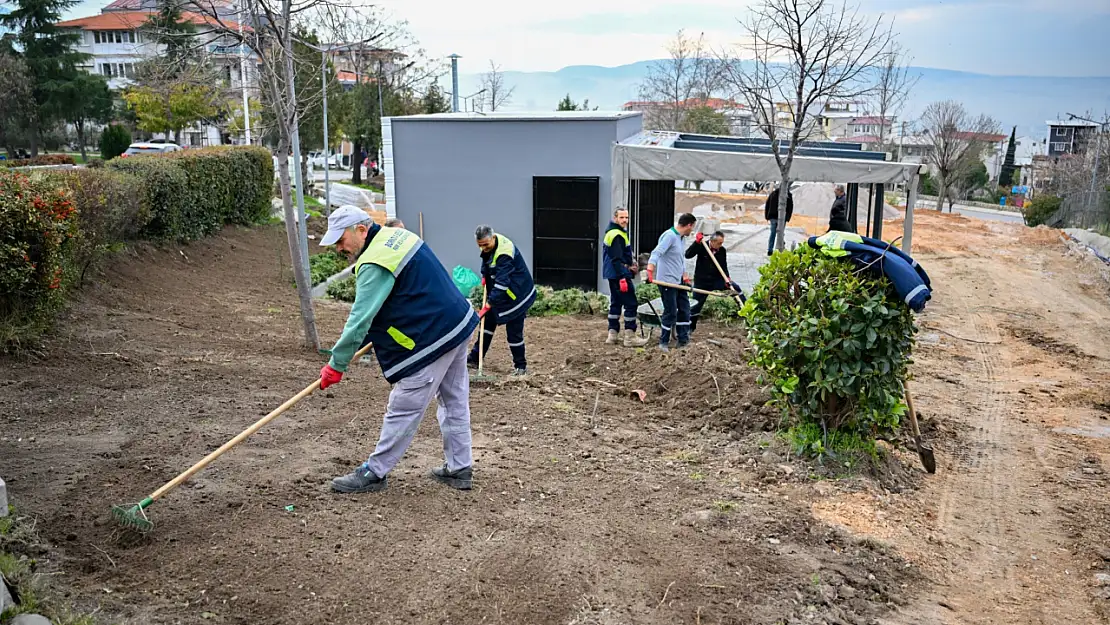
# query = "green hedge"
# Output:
<box><xmin>0</xmin><ymin>154</ymin><xmax>76</xmax><ymax>168</ymax></box>
<box><xmin>107</xmin><ymin>146</ymin><xmax>273</xmax><ymax>241</ymax></box>
<box><xmin>1</xmin><ymin>146</ymin><xmax>275</xmax><ymax>348</ymax></box>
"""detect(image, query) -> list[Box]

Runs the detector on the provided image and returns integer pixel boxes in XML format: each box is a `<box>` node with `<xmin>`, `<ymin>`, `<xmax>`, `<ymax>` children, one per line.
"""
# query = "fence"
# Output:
<box><xmin>1047</xmin><ymin>190</ymin><xmax>1109</xmax><ymax>229</ymax></box>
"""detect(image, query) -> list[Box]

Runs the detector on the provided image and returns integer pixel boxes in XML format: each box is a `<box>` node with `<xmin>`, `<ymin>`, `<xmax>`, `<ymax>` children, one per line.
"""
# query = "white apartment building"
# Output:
<box><xmin>57</xmin><ymin>4</ymin><xmax>257</xmax><ymax>146</ymax></box>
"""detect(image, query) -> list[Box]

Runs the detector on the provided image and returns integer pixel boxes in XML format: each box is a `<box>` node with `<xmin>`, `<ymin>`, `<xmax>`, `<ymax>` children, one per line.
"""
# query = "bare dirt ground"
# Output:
<box><xmin>2</xmin><ymin>212</ymin><xmax>1109</xmax><ymax>624</ymax></box>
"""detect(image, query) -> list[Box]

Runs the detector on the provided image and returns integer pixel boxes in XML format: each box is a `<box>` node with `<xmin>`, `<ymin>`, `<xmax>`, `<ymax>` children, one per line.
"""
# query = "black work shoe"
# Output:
<box><xmin>430</xmin><ymin>464</ymin><xmax>473</xmax><ymax>490</ymax></box>
<box><xmin>511</xmin><ymin>367</ymin><xmax>528</xmax><ymax>376</ymax></box>
<box><xmin>331</xmin><ymin>466</ymin><xmax>387</xmax><ymax>494</ymax></box>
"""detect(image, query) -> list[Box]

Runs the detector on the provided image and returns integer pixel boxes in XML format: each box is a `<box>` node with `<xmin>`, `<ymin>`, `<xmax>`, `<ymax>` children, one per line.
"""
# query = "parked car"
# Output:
<box><xmin>308</xmin><ymin>151</ymin><xmax>343</xmax><ymax>170</ymax></box>
<box><xmin>121</xmin><ymin>142</ymin><xmax>182</xmax><ymax>157</ymax></box>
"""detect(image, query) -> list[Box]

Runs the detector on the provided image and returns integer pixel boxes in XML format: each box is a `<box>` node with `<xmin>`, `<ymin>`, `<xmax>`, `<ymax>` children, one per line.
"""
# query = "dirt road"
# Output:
<box><xmin>1</xmin><ymin>214</ymin><xmax>1108</xmax><ymax>624</ymax></box>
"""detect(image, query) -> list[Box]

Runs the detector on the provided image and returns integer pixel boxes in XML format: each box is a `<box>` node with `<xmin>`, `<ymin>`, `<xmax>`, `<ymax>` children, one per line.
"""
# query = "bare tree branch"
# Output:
<box><xmin>477</xmin><ymin>61</ymin><xmax>514</xmax><ymax>112</ymax></box>
<box><xmin>635</xmin><ymin>30</ymin><xmax>722</xmax><ymax>132</ymax></box>
<box><xmin>919</xmin><ymin>100</ymin><xmax>1000</xmax><ymax>211</ymax></box>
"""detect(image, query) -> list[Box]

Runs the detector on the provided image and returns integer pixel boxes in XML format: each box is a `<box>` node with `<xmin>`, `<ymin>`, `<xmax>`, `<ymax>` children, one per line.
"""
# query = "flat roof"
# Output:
<box><xmin>1047</xmin><ymin>119</ymin><xmax>1100</xmax><ymax>127</ymax></box>
<box><xmin>387</xmin><ymin>111</ymin><xmax>641</xmax><ymax>122</ymax></box>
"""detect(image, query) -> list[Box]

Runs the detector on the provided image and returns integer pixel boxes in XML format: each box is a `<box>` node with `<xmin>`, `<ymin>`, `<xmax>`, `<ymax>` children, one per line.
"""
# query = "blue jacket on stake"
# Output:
<box><xmin>807</xmin><ymin>232</ymin><xmax>932</xmax><ymax>312</ymax></box>
<box><xmin>480</xmin><ymin>233</ymin><xmax>537</xmax><ymax>322</ymax></box>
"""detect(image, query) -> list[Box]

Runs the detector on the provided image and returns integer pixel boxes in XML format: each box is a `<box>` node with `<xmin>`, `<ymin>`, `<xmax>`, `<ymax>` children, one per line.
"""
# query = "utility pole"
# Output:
<box><xmin>448</xmin><ymin>53</ymin><xmax>461</xmax><ymax>112</ymax></box>
<box><xmin>238</xmin><ymin>0</ymin><xmax>251</xmax><ymax>143</ymax></box>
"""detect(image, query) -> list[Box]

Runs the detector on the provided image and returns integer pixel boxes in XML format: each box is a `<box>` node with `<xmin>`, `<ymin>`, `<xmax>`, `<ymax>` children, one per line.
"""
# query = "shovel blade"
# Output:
<box><xmin>914</xmin><ymin>437</ymin><xmax>937</xmax><ymax>474</ymax></box>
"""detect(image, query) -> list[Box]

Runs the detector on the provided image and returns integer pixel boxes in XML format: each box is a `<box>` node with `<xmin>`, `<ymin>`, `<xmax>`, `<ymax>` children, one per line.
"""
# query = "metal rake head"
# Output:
<box><xmin>111</xmin><ymin>503</ymin><xmax>154</xmax><ymax>533</ymax></box>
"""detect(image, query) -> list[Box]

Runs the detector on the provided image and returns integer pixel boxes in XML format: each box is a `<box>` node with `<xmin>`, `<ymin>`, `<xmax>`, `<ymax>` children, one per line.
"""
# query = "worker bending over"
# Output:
<box><xmin>646</xmin><ymin>213</ymin><xmax>696</xmax><ymax>351</ymax></box>
<box><xmin>317</xmin><ymin>206</ymin><xmax>479</xmax><ymax>494</ymax></box>
<box><xmin>602</xmin><ymin>207</ymin><xmax>649</xmax><ymax>347</ymax></box>
<box><xmin>685</xmin><ymin>230</ymin><xmax>743</xmax><ymax>331</ymax></box>
<box><xmin>468</xmin><ymin>225</ymin><xmax>537</xmax><ymax>375</ymax></box>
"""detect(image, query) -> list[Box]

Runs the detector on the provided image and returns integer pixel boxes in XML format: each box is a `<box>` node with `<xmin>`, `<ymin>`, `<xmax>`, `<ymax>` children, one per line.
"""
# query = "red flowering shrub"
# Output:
<box><xmin>0</xmin><ymin>154</ymin><xmax>77</xmax><ymax>168</ymax></box>
<box><xmin>0</xmin><ymin>170</ymin><xmax>80</xmax><ymax>347</ymax></box>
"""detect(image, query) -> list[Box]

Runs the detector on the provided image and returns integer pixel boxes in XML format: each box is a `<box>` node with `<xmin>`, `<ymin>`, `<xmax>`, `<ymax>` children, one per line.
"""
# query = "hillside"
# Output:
<box><xmin>450</xmin><ymin>60</ymin><xmax>1110</xmax><ymax>138</ymax></box>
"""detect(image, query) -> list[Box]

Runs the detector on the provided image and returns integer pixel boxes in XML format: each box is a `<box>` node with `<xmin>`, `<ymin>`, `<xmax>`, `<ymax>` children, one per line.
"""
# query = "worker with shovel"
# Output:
<box><xmin>318</xmin><ymin>206</ymin><xmax>480</xmax><ymax>493</ymax></box>
<box><xmin>468</xmin><ymin>225</ymin><xmax>537</xmax><ymax>375</ymax></box>
<box><xmin>645</xmin><ymin>213</ymin><xmax>696</xmax><ymax>351</ymax></box>
<box><xmin>602</xmin><ymin>207</ymin><xmax>649</xmax><ymax>347</ymax></box>
<box><xmin>684</xmin><ymin>230</ymin><xmax>744</xmax><ymax>332</ymax></box>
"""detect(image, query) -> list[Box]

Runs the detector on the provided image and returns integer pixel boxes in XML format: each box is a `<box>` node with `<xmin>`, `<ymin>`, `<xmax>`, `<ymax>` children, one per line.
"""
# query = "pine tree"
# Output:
<box><xmin>421</xmin><ymin>84</ymin><xmax>450</xmax><ymax>114</ymax></box>
<box><xmin>0</xmin><ymin>0</ymin><xmax>88</xmax><ymax>155</ymax></box>
<box><xmin>999</xmin><ymin>126</ymin><xmax>1018</xmax><ymax>188</ymax></box>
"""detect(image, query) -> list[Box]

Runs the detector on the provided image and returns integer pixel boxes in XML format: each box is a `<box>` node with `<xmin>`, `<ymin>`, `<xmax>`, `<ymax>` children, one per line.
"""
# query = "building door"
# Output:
<box><xmin>629</xmin><ymin>180</ymin><xmax>675</xmax><ymax>255</ymax></box>
<box><xmin>532</xmin><ymin>176</ymin><xmax>600</xmax><ymax>290</ymax></box>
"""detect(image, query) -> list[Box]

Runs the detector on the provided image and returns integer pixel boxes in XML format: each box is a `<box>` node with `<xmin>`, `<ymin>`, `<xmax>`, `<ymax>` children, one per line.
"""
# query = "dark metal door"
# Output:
<box><xmin>532</xmin><ymin>176</ymin><xmax>600</xmax><ymax>290</ymax></box>
<box><xmin>629</xmin><ymin>179</ymin><xmax>675</xmax><ymax>255</ymax></box>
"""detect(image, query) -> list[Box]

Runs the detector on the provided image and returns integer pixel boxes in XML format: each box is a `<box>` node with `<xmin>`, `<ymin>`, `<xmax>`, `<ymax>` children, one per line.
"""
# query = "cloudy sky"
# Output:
<box><xmin>66</xmin><ymin>0</ymin><xmax>1110</xmax><ymax>76</ymax></box>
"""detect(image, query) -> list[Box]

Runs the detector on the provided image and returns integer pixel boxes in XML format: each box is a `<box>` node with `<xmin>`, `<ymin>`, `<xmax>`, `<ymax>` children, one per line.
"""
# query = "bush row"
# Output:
<box><xmin>0</xmin><ymin>154</ymin><xmax>76</xmax><ymax>168</ymax></box>
<box><xmin>0</xmin><ymin>146</ymin><xmax>275</xmax><ymax>348</ymax></box>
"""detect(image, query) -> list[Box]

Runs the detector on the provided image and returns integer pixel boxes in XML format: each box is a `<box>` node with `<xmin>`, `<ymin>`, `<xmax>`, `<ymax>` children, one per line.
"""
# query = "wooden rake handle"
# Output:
<box><xmin>148</xmin><ymin>342</ymin><xmax>375</xmax><ymax>502</ymax></box>
<box><xmin>700</xmin><ymin>239</ymin><xmax>743</xmax><ymax>302</ymax></box>
<box><xmin>651</xmin><ymin>280</ymin><xmax>732</xmax><ymax>298</ymax></box>
<box><xmin>478</xmin><ymin>284</ymin><xmax>488</xmax><ymax>375</ymax></box>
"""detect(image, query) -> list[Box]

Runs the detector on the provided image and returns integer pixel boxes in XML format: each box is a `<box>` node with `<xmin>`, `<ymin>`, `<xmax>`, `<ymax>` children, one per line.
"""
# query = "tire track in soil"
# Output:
<box><xmin>888</xmin><ymin>270</ymin><xmax>1103</xmax><ymax>625</ymax></box>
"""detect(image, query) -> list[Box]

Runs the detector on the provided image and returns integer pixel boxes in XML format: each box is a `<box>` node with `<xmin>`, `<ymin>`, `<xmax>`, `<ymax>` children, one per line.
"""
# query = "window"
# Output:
<box><xmin>224</xmin><ymin>65</ymin><xmax>233</xmax><ymax>83</ymax></box>
<box><xmin>93</xmin><ymin>31</ymin><xmax>100</xmax><ymax>44</ymax></box>
<box><xmin>101</xmin><ymin>63</ymin><xmax>113</xmax><ymax>77</ymax></box>
<box><xmin>1051</xmin><ymin>142</ymin><xmax>1069</xmax><ymax>153</ymax></box>
<box><xmin>127</xmin><ymin>31</ymin><xmax>135</xmax><ymax>43</ymax></box>
<box><xmin>1055</xmin><ymin>127</ymin><xmax>1068</xmax><ymax>137</ymax></box>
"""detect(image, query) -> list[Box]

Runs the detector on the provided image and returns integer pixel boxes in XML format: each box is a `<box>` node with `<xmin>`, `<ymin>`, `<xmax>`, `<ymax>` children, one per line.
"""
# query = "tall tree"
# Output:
<box><xmin>867</xmin><ymin>41</ymin><xmax>919</xmax><ymax>150</ymax></box>
<box><xmin>999</xmin><ymin>125</ymin><xmax>1017</xmax><ymax>187</ymax></box>
<box><xmin>0</xmin><ymin>52</ymin><xmax>36</xmax><ymax>157</ymax></box>
<box><xmin>421</xmin><ymin>83</ymin><xmax>451</xmax><ymax>114</ymax></box>
<box><xmin>61</xmin><ymin>72</ymin><xmax>113</xmax><ymax>161</ymax></box>
<box><xmin>637</xmin><ymin>30</ymin><xmax>720</xmax><ymax>131</ymax></box>
<box><xmin>919</xmin><ymin>100</ymin><xmax>999</xmax><ymax>211</ymax></box>
<box><xmin>123</xmin><ymin>81</ymin><xmax>220</xmax><ymax>142</ymax></box>
<box><xmin>556</xmin><ymin>93</ymin><xmax>597</xmax><ymax>111</ymax></box>
<box><xmin>478</xmin><ymin>61</ymin><xmax>514</xmax><ymax>112</ymax></box>
<box><xmin>0</xmin><ymin>0</ymin><xmax>88</xmax><ymax>156</ymax></box>
<box><xmin>685</xmin><ymin>105</ymin><xmax>729</xmax><ymax>134</ymax></box>
<box><xmin>719</xmin><ymin>0</ymin><xmax>893</xmax><ymax>251</ymax></box>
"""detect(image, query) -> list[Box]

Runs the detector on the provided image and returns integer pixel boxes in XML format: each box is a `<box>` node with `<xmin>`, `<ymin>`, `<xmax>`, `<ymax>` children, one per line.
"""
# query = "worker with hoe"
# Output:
<box><xmin>646</xmin><ymin>212</ymin><xmax>696</xmax><ymax>351</ymax></box>
<box><xmin>684</xmin><ymin>230</ymin><xmax>743</xmax><ymax>332</ymax></box>
<box><xmin>317</xmin><ymin>206</ymin><xmax>479</xmax><ymax>494</ymax></box>
<box><xmin>468</xmin><ymin>225</ymin><xmax>537</xmax><ymax>375</ymax></box>
<box><xmin>602</xmin><ymin>207</ymin><xmax>649</xmax><ymax>347</ymax></box>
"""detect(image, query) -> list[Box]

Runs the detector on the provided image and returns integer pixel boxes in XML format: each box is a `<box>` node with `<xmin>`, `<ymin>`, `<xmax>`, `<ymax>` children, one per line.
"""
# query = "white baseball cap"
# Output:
<box><xmin>320</xmin><ymin>205</ymin><xmax>372</xmax><ymax>246</ymax></box>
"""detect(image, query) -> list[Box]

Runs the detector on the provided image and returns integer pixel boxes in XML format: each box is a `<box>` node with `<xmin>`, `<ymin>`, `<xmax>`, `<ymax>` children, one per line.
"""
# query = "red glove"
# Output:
<box><xmin>478</xmin><ymin>305</ymin><xmax>490</xmax><ymax>318</ymax></box>
<box><xmin>320</xmin><ymin>364</ymin><xmax>343</xmax><ymax>389</ymax></box>
<box><xmin>695</xmin><ymin>232</ymin><xmax>704</xmax><ymax>244</ymax></box>
<box><xmin>646</xmin><ymin>267</ymin><xmax>654</xmax><ymax>283</ymax></box>
<box><xmin>480</xmin><ymin>276</ymin><xmax>486</xmax><ymax>286</ymax></box>
<box><xmin>619</xmin><ymin>279</ymin><xmax>629</xmax><ymax>293</ymax></box>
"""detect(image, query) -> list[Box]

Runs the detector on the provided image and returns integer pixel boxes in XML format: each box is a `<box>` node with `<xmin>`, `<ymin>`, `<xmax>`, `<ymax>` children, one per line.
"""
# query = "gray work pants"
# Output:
<box><xmin>363</xmin><ymin>341</ymin><xmax>473</xmax><ymax>478</ymax></box>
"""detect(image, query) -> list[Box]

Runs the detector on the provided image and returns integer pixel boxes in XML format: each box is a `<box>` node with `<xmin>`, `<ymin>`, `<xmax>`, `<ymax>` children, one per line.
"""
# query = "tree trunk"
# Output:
<box><xmin>276</xmin><ymin>145</ymin><xmax>320</xmax><ymax>349</ymax></box>
<box><xmin>76</xmin><ymin>121</ymin><xmax>87</xmax><ymax>162</ymax></box>
<box><xmin>934</xmin><ymin>172</ymin><xmax>946</xmax><ymax>211</ymax></box>
<box><xmin>351</xmin><ymin>139</ymin><xmax>362</xmax><ymax>185</ymax></box>
<box><xmin>29</xmin><ymin>122</ymin><xmax>39</xmax><ymax>158</ymax></box>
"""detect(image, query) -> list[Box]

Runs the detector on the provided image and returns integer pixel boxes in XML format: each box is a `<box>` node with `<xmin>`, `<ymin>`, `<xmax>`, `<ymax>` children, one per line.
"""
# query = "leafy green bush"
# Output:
<box><xmin>701</xmin><ymin>294</ymin><xmax>742</xmax><ymax>324</ymax></box>
<box><xmin>740</xmin><ymin>245</ymin><xmax>916</xmax><ymax>459</ymax></box>
<box><xmin>99</xmin><ymin>124</ymin><xmax>131</xmax><ymax>160</ymax></box>
<box><xmin>309</xmin><ymin>250</ymin><xmax>348</xmax><ymax>286</ymax></box>
<box><xmin>636</xmin><ymin>282</ymin><xmax>660</xmax><ymax>304</ymax></box>
<box><xmin>107</xmin><ymin>146</ymin><xmax>273</xmax><ymax>241</ymax></box>
<box><xmin>0</xmin><ymin>154</ymin><xmax>76</xmax><ymax>168</ymax></box>
<box><xmin>44</xmin><ymin>168</ymin><xmax>149</xmax><ymax>283</ymax></box>
<box><xmin>1022</xmin><ymin>194</ymin><xmax>1062</xmax><ymax>227</ymax></box>
<box><xmin>0</xmin><ymin>171</ymin><xmax>79</xmax><ymax>347</ymax></box>
<box><xmin>326</xmin><ymin>275</ymin><xmax>356</xmax><ymax>302</ymax></box>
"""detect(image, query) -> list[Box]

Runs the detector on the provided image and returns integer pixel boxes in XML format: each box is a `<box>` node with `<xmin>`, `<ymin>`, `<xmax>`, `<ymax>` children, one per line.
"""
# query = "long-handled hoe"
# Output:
<box><xmin>111</xmin><ymin>343</ymin><xmax>374</xmax><ymax>532</ymax></box>
<box><xmin>470</xmin><ymin>284</ymin><xmax>497</xmax><ymax>384</ymax></box>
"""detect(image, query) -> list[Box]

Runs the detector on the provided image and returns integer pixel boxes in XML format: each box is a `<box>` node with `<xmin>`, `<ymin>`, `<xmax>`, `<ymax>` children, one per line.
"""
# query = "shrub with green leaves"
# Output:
<box><xmin>309</xmin><ymin>250</ymin><xmax>348</xmax><ymax>286</ymax></box>
<box><xmin>327</xmin><ymin>275</ymin><xmax>357</xmax><ymax>302</ymax></box>
<box><xmin>741</xmin><ymin>245</ymin><xmax>916</xmax><ymax>458</ymax></box>
<box><xmin>107</xmin><ymin>146</ymin><xmax>273</xmax><ymax>241</ymax></box>
<box><xmin>636</xmin><ymin>282</ymin><xmax>660</xmax><ymax>304</ymax></box>
<box><xmin>701</xmin><ymin>293</ymin><xmax>742</xmax><ymax>324</ymax></box>
<box><xmin>1021</xmin><ymin>194</ymin><xmax>1062</xmax><ymax>227</ymax></box>
<box><xmin>0</xmin><ymin>171</ymin><xmax>79</xmax><ymax>347</ymax></box>
<box><xmin>99</xmin><ymin>124</ymin><xmax>131</xmax><ymax>160</ymax></box>
<box><xmin>0</xmin><ymin>154</ymin><xmax>76</xmax><ymax>168</ymax></box>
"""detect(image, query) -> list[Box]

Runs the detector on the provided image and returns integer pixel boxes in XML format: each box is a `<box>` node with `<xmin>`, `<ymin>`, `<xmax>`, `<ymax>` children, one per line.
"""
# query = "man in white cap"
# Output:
<box><xmin>317</xmin><ymin>205</ymin><xmax>479</xmax><ymax>493</ymax></box>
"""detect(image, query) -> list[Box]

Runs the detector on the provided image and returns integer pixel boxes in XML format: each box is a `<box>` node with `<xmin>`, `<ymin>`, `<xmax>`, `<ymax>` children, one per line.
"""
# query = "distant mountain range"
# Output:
<box><xmin>448</xmin><ymin>60</ymin><xmax>1110</xmax><ymax>140</ymax></box>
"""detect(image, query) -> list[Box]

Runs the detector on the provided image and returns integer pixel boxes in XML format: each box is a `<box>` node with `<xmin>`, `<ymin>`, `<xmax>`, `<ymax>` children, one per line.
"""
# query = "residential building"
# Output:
<box><xmin>56</xmin><ymin>6</ymin><xmax>256</xmax><ymax>146</ymax></box>
<box><xmin>1046</xmin><ymin>119</ymin><xmax>1099</xmax><ymax>158</ymax></box>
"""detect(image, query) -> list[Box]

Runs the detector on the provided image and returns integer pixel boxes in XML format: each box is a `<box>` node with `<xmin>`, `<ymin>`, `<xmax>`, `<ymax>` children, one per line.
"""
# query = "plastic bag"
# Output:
<box><xmin>452</xmin><ymin>265</ymin><xmax>481</xmax><ymax>297</ymax></box>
